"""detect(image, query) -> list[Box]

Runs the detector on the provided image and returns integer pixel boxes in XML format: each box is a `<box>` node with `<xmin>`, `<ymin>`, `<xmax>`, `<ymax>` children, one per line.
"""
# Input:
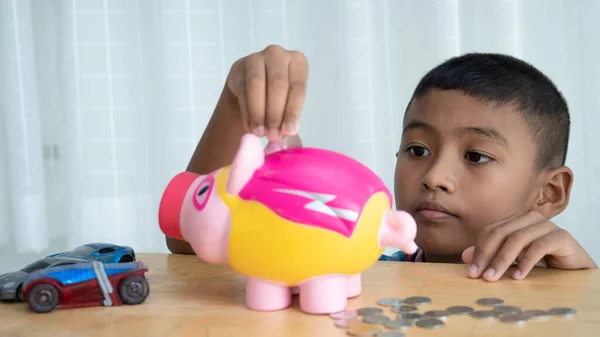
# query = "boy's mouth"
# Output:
<box><xmin>415</xmin><ymin>200</ymin><xmax>457</xmax><ymax>221</ymax></box>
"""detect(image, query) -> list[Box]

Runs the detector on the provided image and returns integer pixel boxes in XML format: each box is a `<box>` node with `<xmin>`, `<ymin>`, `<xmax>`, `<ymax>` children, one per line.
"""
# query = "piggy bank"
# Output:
<box><xmin>158</xmin><ymin>133</ymin><xmax>418</xmax><ymax>314</ymax></box>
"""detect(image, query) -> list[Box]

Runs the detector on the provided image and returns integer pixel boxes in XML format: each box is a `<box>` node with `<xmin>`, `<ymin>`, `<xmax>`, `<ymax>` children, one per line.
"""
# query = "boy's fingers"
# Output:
<box><xmin>264</xmin><ymin>46</ymin><xmax>290</xmax><ymax>141</ymax></box>
<box><xmin>478</xmin><ymin>212</ymin><xmax>526</xmax><ymax>238</ymax></box>
<box><xmin>282</xmin><ymin>51</ymin><xmax>308</xmax><ymax>136</ymax></box>
<box><xmin>468</xmin><ymin>211</ymin><xmax>545</xmax><ymax>279</ymax></box>
<box><xmin>235</xmin><ymin>81</ymin><xmax>252</xmax><ymax>133</ymax></box>
<box><xmin>227</xmin><ymin>60</ymin><xmax>252</xmax><ymax>132</ymax></box>
<box><xmin>482</xmin><ymin>221</ymin><xmax>556</xmax><ymax>282</ymax></box>
<box><xmin>514</xmin><ymin>230</ymin><xmax>567</xmax><ymax>279</ymax></box>
<box><xmin>243</xmin><ymin>53</ymin><xmax>267</xmax><ymax>135</ymax></box>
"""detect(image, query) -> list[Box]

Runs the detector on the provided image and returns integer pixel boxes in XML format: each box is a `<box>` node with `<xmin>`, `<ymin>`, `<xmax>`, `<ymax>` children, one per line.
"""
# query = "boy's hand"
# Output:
<box><xmin>461</xmin><ymin>211</ymin><xmax>598</xmax><ymax>281</ymax></box>
<box><xmin>226</xmin><ymin>44</ymin><xmax>309</xmax><ymax>142</ymax></box>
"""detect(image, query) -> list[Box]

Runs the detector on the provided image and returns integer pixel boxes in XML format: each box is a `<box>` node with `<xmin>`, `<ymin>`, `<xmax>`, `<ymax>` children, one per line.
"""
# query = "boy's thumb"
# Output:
<box><xmin>462</xmin><ymin>246</ymin><xmax>475</xmax><ymax>264</ymax></box>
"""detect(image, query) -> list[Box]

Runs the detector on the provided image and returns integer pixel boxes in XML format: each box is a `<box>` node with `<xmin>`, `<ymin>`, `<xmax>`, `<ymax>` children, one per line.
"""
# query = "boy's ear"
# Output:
<box><xmin>533</xmin><ymin>166</ymin><xmax>574</xmax><ymax>219</ymax></box>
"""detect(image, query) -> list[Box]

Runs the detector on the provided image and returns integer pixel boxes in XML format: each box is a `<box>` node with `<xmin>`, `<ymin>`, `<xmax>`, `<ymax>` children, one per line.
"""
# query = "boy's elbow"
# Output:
<box><xmin>166</xmin><ymin>237</ymin><xmax>195</xmax><ymax>255</ymax></box>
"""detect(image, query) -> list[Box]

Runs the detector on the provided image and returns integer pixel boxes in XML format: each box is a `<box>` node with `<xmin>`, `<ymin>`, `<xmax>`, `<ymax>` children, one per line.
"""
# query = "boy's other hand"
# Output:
<box><xmin>461</xmin><ymin>211</ymin><xmax>598</xmax><ymax>281</ymax></box>
<box><xmin>226</xmin><ymin>44</ymin><xmax>308</xmax><ymax>143</ymax></box>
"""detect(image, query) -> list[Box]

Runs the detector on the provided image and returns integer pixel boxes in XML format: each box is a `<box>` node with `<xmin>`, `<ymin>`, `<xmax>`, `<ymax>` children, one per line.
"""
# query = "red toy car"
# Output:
<box><xmin>21</xmin><ymin>260</ymin><xmax>149</xmax><ymax>313</ymax></box>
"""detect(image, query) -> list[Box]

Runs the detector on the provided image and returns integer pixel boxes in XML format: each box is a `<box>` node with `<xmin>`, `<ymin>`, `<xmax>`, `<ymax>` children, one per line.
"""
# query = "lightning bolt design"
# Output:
<box><xmin>273</xmin><ymin>188</ymin><xmax>359</xmax><ymax>221</ymax></box>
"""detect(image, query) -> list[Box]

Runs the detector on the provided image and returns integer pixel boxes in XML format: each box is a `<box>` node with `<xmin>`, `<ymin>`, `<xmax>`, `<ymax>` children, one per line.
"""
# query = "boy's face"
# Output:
<box><xmin>394</xmin><ymin>89</ymin><xmax>542</xmax><ymax>262</ymax></box>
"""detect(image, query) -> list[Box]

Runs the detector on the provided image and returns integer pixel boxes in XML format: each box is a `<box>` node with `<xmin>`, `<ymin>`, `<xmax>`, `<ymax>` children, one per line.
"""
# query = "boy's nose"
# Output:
<box><xmin>421</xmin><ymin>161</ymin><xmax>456</xmax><ymax>194</ymax></box>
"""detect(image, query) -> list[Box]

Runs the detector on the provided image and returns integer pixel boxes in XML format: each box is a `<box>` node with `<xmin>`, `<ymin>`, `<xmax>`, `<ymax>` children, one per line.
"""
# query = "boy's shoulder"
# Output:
<box><xmin>379</xmin><ymin>248</ymin><xmax>424</xmax><ymax>262</ymax></box>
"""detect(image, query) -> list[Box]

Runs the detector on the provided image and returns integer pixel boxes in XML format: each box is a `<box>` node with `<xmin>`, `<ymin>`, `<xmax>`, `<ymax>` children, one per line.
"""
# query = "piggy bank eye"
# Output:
<box><xmin>193</xmin><ymin>174</ymin><xmax>215</xmax><ymax>211</ymax></box>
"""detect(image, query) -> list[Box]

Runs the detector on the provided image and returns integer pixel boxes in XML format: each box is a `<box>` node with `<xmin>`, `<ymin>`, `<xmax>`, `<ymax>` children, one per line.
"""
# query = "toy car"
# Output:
<box><xmin>47</xmin><ymin>243</ymin><xmax>136</xmax><ymax>263</ymax></box>
<box><xmin>0</xmin><ymin>257</ymin><xmax>88</xmax><ymax>302</ymax></box>
<box><xmin>22</xmin><ymin>260</ymin><xmax>149</xmax><ymax>313</ymax></box>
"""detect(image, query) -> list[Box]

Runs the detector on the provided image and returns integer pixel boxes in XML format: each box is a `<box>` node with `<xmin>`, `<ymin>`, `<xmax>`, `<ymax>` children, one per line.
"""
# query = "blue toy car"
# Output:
<box><xmin>22</xmin><ymin>260</ymin><xmax>149</xmax><ymax>313</ymax></box>
<box><xmin>0</xmin><ymin>257</ymin><xmax>88</xmax><ymax>301</ymax></box>
<box><xmin>47</xmin><ymin>243</ymin><xmax>136</xmax><ymax>264</ymax></box>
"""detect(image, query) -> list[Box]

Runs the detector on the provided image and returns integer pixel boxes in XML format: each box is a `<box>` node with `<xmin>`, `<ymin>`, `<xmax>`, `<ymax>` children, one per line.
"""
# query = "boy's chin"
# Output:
<box><xmin>415</xmin><ymin>232</ymin><xmax>471</xmax><ymax>263</ymax></box>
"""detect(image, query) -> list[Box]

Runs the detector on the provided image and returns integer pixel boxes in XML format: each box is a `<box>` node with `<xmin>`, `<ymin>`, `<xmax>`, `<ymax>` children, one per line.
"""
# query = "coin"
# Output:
<box><xmin>331</xmin><ymin>310</ymin><xmax>357</xmax><ymax>320</ymax></box>
<box><xmin>391</xmin><ymin>305</ymin><xmax>418</xmax><ymax>313</ymax></box>
<box><xmin>346</xmin><ymin>320</ymin><xmax>381</xmax><ymax>336</ymax></box>
<box><xmin>522</xmin><ymin>309</ymin><xmax>550</xmax><ymax>320</ymax></box>
<box><xmin>400</xmin><ymin>312</ymin><xmax>423</xmax><ymax>321</ymax></box>
<box><xmin>335</xmin><ymin>319</ymin><xmax>361</xmax><ymax>328</ymax></box>
<box><xmin>357</xmin><ymin>307</ymin><xmax>384</xmax><ymax>316</ymax></box>
<box><xmin>378</xmin><ymin>298</ymin><xmax>404</xmax><ymax>307</ymax></box>
<box><xmin>447</xmin><ymin>305</ymin><xmax>474</xmax><ymax>315</ymax></box>
<box><xmin>424</xmin><ymin>310</ymin><xmax>450</xmax><ymax>320</ymax></box>
<box><xmin>500</xmin><ymin>313</ymin><xmax>529</xmax><ymax>324</ymax></box>
<box><xmin>415</xmin><ymin>318</ymin><xmax>445</xmax><ymax>329</ymax></box>
<box><xmin>493</xmin><ymin>305</ymin><xmax>522</xmax><ymax>315</ymax></box>
<box><xmin>378</xmin><ymin>332</ymin><xmax>406</xmax><ymax>337</ymax></box>
<box><xmin>548</xmin><ymin>307</ymin><xmax>577</xmax><ymax>317</ymax></box>
<box><xmin>470</xmin><ymin>310</ymin><xmax>501</xmax><ymax>320</ymax></box>
<box><xmin>362</xmin><ymin>315</ymin><xmax>391</xmax><ymax>325</ymax></box>
<box><xmin>383</xmin><ymin>319</ymin><xmax>413</xmax><ymax>330</ymax></box>
<box><xmin>404</xmin><ymin>296</ymin><xmax>432</xmax><ymax>305</ymax></box>
<box><xmin>476</xmin><ymin>297</ymin><xmax>504</xmax><ymax>306</ymax></box>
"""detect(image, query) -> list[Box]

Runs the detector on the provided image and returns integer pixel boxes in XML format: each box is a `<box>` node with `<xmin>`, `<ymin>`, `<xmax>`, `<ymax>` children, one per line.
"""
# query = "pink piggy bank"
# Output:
<box><xmin>159</xmin><ymin>133</ymin><xmax>418</xmax><ymax>314</ymax></box>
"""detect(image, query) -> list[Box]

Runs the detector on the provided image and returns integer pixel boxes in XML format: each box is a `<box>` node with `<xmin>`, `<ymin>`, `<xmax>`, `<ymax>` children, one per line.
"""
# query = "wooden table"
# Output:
<box><xmin>0</xmin><ymin>253</ymin><xmax>598</xmax><ymax>337</ymax></box>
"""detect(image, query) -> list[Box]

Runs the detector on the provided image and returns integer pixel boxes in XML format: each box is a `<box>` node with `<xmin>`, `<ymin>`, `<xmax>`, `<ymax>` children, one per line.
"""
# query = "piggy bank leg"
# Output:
<box><xmin>246</xmin><ymin>277</ymin><xmax>291</xmax><ymax>311</ymax></box>
<box><xmin>298</xmin><ymin>275</ymin><xmax>347</xmax><ymax>314</ymax></box>
<box><xmin>346</xmin><ymin>274</ymin><xmax>361</xmax><ymax>298</ymax></box>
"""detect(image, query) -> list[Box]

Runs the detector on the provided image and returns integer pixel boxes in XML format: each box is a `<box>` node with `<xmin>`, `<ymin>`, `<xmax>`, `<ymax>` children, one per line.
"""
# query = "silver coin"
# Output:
<box><xmin>415</xmin><ymin>318</ymin><xmax>445</xmax><ymax>329</ymax></box>
<box><xmin>330</xmin><ymin>310</ymin><xmax>357</xmax><ymax>320</ymax></box>
<box><xmin>334</xmin><ymin>318</ymin><xmax>360</xmax><ymax>328</ymax></box>
<box><xmin>493</xmin><ymin>305</ymin><xmax>522</xmax><ymax>315</ymax></box>
<box><xmin>383</xmin><ymin>319</ymin><xmax>413</xmax><ymax>330</ymax></box>
<box><xmin>404</xmin><ymin>296</ymin><xmax>432</xmax><ymax>305</ymax></box>
<box><xmin>470</xmin><ymin>310</ymin><xmax>501</xmax><ymax>320</ymax></box>
<box><xmin>378</xmin><ymin>297</ymin><xmax>404</xmax><ymax>307</ymax></box>
<box><xmin>500</xmin><ymin>313</ymin><xmax>529</xmax><ymax>324</ymax></box>
<box><xmin>391</xmin><ymin>305</ymin><xmax>418</xmax><ymax>313</ymax></box>
<box><xmin>548</xmin><ymin>307</ymin><xmax>577</xmax><ymax>317</ymax></box>
<box><xmin>522</xmin><ymin>309</ymin><xmax>550</xmax><ymax>320</ymax></box>
<box><xmin>356</xmin><ymin>307</ymin><xmax>384</xmax><ymax>316</ymax></box>
<box><xmin>400</xmin><ymin>312</ymin><xmax>424</xmax><ymax>321</ymax></box>
<box><xmin>447</xmin><ymin>305</ymin><xmax>474</xmax><ymax>315</ymax></box>
<box><xmin>362</xmin><ymin>315</ymin><xmax>391</xmax><ymax>325</ymax></box>
<box><xmin>476</xmin><ymin>297</ymin><xmax>504</xmax><ymax>306</ymax></box>
<box><xmin>378</xmin><ymin>332</ymin><xmax>406</xmax><ymax>337</ymax></box>
<box><xmin>424</xmin><ymin>310</ymin><xmax>450</xmax><ymax>320</ymax></box>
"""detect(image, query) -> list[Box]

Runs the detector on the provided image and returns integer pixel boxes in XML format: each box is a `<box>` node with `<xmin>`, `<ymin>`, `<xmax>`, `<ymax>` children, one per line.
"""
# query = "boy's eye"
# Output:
<box><xmin>465</xmin><ymin>151</ymin><xmax>491</xmax><ymax>164</ymax></box>
<box><xmin>407</xmin><ymin>146</ymin><xmax>430</xmax><ymax>157</ymax></box>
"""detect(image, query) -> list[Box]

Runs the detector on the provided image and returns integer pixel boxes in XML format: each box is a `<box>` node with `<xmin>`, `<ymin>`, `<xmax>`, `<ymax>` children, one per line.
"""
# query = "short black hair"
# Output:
<box><xmin>407</xmin><ymin>52</ymin><xmax>570</xmax><ymax>170</ymax></box>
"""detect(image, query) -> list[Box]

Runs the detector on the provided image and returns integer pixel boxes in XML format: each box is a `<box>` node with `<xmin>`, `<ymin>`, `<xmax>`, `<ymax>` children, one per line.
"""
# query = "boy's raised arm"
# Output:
<box><xmin>165</xmin><ymin>45</ymin><xmax>308</xmax><ymax>254</ymax></box>
<box><xmin>165</xmin><ymin>86</ymin><xmax>246</xmax><ymax>254</ymax></box>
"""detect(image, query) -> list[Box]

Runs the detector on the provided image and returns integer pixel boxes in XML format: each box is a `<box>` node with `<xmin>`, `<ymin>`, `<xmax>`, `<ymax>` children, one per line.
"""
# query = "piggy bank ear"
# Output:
<box><xmin>226</xmin><ymin>133</ymin><xmax>265</xmax><ymax>195</ymax></box>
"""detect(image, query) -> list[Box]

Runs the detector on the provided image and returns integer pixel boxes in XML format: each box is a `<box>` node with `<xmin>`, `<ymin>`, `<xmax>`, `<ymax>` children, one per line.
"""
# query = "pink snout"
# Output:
<box><xmin>378</xmin><ymin>210</ymin><xmax>419</xmax><ymax>254</ymax></box>
<box><xmin>158</xmin><ymin>171</ymin><xmax>200</xmax><ymax>241</ymax></box>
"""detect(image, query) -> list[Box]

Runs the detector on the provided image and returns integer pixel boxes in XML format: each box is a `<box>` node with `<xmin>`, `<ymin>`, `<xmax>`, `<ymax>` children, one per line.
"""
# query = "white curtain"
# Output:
<box><xmin>1</xmin><ymin>0</ymin><xmax>599</xmax><ymax>264</ymax></box>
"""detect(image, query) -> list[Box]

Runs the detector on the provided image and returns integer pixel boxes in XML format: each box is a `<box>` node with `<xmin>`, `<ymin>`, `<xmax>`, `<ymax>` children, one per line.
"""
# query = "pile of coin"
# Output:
<box><xmin>329</xmin><ymin>296</ymin><xmax>577</xmax><ymax>336</ymax></box>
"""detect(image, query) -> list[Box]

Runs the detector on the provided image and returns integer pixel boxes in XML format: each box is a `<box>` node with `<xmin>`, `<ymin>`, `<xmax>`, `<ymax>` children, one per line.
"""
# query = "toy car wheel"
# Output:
<box><xmin>118</xmin><ymin>275</ymin><xmax>149</xmax><ymax>305</ymax></box>
<box><xmin>27</xmin><ymin>283</ymin><xmax>59</xmax><ymax>313</ymax></box>
<box><xmin>16</xmin><ymin>285</ymin><xmax>23</xmax><ymax>302</ymax></box>
<box><xmin>119</xmin><ymin>255</ymin><xmax>134</xmax><ymax>263</ymax></box>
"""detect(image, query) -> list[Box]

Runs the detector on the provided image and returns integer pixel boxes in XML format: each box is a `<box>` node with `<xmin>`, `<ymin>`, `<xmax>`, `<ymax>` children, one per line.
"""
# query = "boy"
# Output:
<box><xmin>166</xmin><ymin>45</ymin><xmax>597</xmax><ymax>282</ymax></box>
